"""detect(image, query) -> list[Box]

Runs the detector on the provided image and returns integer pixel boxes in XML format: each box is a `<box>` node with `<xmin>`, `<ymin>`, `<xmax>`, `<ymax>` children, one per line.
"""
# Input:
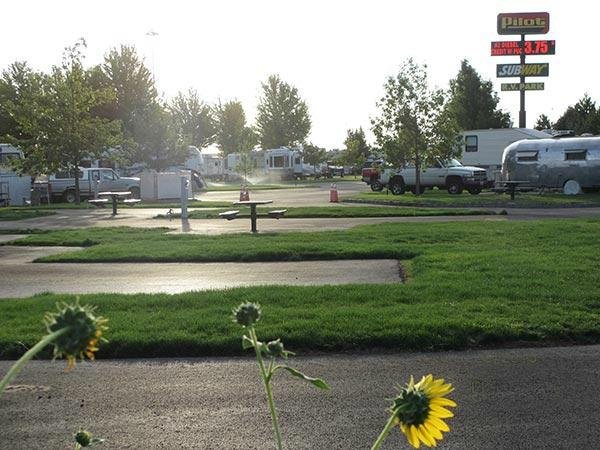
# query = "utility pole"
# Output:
<box><xmin>519</xmin><ymin>34</ymin><xmax>526</xmax><ymax>128</ymax></box>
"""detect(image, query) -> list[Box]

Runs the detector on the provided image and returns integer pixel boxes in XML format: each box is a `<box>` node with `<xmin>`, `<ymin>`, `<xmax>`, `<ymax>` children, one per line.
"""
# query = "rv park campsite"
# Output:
<box><xmin>3</xmin><ymin>2</ymin><xmax>600</xmax><ymax>448</ymax></box>
<box><xmin>1</xmin><ymin>181</ymin><xmax>600</xmax><ymax>448</ymax></box>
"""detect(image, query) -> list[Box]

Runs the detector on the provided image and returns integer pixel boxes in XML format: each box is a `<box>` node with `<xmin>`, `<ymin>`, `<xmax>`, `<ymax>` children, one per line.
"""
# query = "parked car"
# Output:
<box><xmin>42</xmin><ymin>167</ymin><xmax>140</xmax><ymax>203</ymax></box>
<box><xmin>386</xmin><ymin>159</ymin><xmax>490</xmax><ymax>195</ymax></box>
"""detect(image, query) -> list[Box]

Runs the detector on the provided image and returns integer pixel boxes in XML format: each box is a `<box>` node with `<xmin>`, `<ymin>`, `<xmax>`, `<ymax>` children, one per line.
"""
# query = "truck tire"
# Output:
<box><xmin>467</xmin><ymin>186</ymin><xmax>482</xmax><ymax>195</ymax></box>
<box><xmin>389</xmin><ymin>177</ymin><xmax>406</xmax><ymax>195</ymax></box>
<box><xmin>63</xmin><ymin>189</ymin><xmax>77</xmax><ymax>204</ymax></box>
<box><xmin>370</xmin><ymin>180</ymin><xmax>384</xmax><ymax>192</ymax></box>
<box><xmin>129</xmin><ymin>186</ymin><xmax>140</xmax><ymax>198</ymax></box>
<box><xmin>446</xmin><ymin>177</ymin><xmax>463</xmax><ymax>195</ymax></box>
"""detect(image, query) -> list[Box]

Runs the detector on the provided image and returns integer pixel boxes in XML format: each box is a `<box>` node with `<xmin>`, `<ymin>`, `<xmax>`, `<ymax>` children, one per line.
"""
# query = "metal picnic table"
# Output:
<box><xmin>233</xmin><ymin>200</ymin><xmax>273</xmax><ymax>233</ymax></box>
<box><xmin>97</xmin><ymin>191</ymin><xmax>131</xmax><ymax>215</ymax></box>
<box><xmin>495</xmin><ymin>181</ymin><xmax>531</xmax><ymax>200</ymax></box>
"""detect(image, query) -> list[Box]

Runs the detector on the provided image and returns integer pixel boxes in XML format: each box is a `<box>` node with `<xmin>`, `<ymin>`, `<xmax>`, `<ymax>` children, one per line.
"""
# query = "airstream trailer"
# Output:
<box><xmin>501</xmin><ymin>137</ymin><xmax>600</xmax><ymax>194</ymax></box>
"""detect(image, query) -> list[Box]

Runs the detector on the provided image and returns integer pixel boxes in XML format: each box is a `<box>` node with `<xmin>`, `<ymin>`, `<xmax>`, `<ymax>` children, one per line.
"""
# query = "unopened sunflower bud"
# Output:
<box><xmin>44</xmin><ymin>301</ymin><xmax>108</xmax><ymax>370</ymax></box>
<box><xmin>75</xmin><ymin>430</ymin><xmax>92</xmax><ymax>447</ymax></box>
<box><xmin>265</xmin><ymin>339</ymin><xmax>285</xmax><ymax>357</ymax></box>
<box><xmin>232</xmin><ymin>302</ymin><xmax>261</xmax><ymax>327</ymax></box>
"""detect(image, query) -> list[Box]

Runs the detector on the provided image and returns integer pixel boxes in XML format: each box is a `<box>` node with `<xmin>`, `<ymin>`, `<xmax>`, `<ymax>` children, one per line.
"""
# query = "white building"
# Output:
<box><xmin>0</xmin><ymin>144</ymin><xmax>31</xmax><ymax>206</ymax></box>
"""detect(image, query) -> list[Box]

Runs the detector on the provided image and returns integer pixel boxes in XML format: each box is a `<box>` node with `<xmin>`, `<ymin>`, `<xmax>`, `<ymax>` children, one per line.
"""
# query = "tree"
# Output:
<box><xmin>89</xmin><ymin>45</ymin><xmax>158</xmax><ymax>163</ymax></box>
<box><xmin>169</xmin><ymin>89</ymin><xmax>216</xmax><ymax>149</ymax></box>
<box><xmin>131</xmin><ymin>103</ymin><xmax>189</xmax><ymax>171</ymax></box>
<box><xmin>534</xmin><ymin>114</ymin><xmax>553</xmax><ymax>131</ymax></box>
<box><xmin>554</xmin><ymin>94</ymin><xmax>600</xmax><ymax>135</ymax></box>
<box><xmin>445</xmin><ymin>59</ymin><xmax>511</xmax><ymax>130</ymax></box>
<box><xmin>302</xmin><ymin>143</ymin><xmax>327</xmax><ymax>175</ymax></box>
<box><xmin>215</xmin><ymin>100</ymin><xmax>257</xmax><ymax>156</ymax></box>
<box><xmin>371</xmin><ymin>58</ymin><xmax>460</xmax><ymax>194</ymax></box>
<box><xmin>342</xmin><ymin>127</ymin><xmax>371</xmax><ymax>167</ymax></box>
<box><xmin>255</xmin><ymin>74</ymin><xmax>311</xmax><ymax>149</ymax></box>
<box><xmin>2</xmin><ymin>39</ymin><xmax>122</xmax><ymax>202</ymax></box>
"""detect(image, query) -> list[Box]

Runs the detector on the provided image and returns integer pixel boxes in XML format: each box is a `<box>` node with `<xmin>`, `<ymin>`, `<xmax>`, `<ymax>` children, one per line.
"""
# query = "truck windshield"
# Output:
<box><xmin>444</xmin><ymin>159</ymin><xmax>463</xmax><ymax>167</ymax></box>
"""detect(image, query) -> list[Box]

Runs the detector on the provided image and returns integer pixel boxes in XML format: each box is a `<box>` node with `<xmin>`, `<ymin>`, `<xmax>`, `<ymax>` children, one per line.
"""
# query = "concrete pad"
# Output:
<box><xmin>0</xmin><ymin>246</ymin><xmax>401</xmax><ymax>298</ymax></box>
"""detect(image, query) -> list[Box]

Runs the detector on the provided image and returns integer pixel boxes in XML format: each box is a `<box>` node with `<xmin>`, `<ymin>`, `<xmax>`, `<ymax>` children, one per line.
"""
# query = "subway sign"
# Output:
<box><xmin>501</xmin><ymin>82</ymin><xmax>545</xmax><ymax>91</ymax></box>
<box><xmin>497</xmin><ymin>12</ymin><xmax>549</xmax><ymax>35</ymax></box>
<box><xmin>491</xmin><ymin>40</ymin><xmax>555</xmax><ymax>56</ymax></box>
<box><xmin>496</xmin><ymin>63</ymin><xmax>549</xmax><ymax>77</ymax></box>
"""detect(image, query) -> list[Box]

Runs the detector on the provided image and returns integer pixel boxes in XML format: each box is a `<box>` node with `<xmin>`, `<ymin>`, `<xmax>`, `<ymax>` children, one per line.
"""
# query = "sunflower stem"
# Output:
<box><xmin>370</xmin><ymin>413</ymin><xmax>397</xmax><ymax>450</ymax></box>
<box><xmin>249</xmin><ymin>327</ymin><xmax>283</xmax><ymax>450</ymax></box>
<box><xmin>0</xmin><ymin>327</ymin><xmax>69</xmax><ymax>397</ymax></box>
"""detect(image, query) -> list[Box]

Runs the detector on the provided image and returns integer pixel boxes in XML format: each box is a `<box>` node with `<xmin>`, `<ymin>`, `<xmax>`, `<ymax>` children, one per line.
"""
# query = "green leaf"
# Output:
<box><xmin>242</xmin><ymin>334</ymin><xmax>254</xmax><ymax>350</ymax></box>
<box><xmin>277</xmin><ymin>365</ymin><xmax>330</xmax><ymax>390</ymax></box>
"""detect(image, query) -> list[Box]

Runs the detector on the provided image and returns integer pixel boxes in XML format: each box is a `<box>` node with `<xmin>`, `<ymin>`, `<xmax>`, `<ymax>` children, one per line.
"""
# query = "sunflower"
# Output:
<box><xmin>44</xmin><ymin>302</ymin><xmax>108</xmax><ymax>370</ymax></box>
<box><xmin>391</xmin><ymin>374</ymin><xmax>456</xmax><ymax>448</ymax></box>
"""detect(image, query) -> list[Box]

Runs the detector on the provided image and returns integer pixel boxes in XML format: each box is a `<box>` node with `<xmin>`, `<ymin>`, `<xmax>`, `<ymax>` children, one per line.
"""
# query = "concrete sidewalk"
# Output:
<box><xmin>1</xmin><ymin>345</ymin><xmax>598</xmax><ymax>449</ymax></box>
<box><xmin>0</xmin><ymin>245</ymin><xmax>402</xmax><ymax>298</ymax></box>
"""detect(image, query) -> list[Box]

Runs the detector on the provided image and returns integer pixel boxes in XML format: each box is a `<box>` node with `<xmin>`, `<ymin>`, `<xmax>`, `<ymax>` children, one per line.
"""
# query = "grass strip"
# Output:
<box><xmin>1</xmin><ymin>218</ymin><xmax>599</xmax><ymax>357</ymax></box>
<box><xmin>348</xmin><ymin>190</ymin><xmax>600</xmax><ymax>208</ymax></box>
<box><xmin>170</xmin><ymin>205</ymin><xmax>498</xmax><ymax>220</ymax></box>
<box><xmin>0</xmin><ymin>208</ymin><xmax>56</xmax><ymax>221</ymax></box>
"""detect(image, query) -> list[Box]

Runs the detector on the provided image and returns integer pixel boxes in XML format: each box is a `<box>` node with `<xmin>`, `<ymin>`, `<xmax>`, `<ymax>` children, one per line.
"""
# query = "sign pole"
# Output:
<box><xmin>519</xmin><ymin>34</ymin><xmax>526</xmax><ymax>127</ymax></box>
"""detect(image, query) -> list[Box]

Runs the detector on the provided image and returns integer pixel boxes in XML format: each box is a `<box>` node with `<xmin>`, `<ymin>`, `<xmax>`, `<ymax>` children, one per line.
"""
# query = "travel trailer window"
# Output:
<box><xmin>516</xmin><ymin>151</ymin><xmax>538</xmax><ymax>162</ymax></box>
<box><xmin>465</xmin><ymin>135</ymin><xmax>478</xmax><ymax>152</ymax></box>
<box><xmin>564</xmin><ymin>150</ymin><xmax>587</xmax><ymax>161</ymax></box>
<box><xmin>272</xmin><ymin>155</ymin><xmax>286</xmax><ymax>167</ymax></box>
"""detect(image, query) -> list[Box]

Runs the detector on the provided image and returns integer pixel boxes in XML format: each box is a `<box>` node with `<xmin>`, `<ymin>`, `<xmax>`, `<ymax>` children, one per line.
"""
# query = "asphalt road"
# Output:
<box><xmin>1</xmin><ymin>344</ymin><xmax>599</xmax><ymax>449</ymax></box>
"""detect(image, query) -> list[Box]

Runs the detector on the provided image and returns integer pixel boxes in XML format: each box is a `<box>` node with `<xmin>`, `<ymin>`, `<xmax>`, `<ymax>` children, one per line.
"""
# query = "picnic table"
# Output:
<box><xmin>495</xmin><ymin>181</ymin><xmax>531</xmax><ymax>200</ymax></box>
<box><xmin>97</xmin><ymin>191</ymin><xmax>132</xmax><ymax>215</ymax></box>
<box><xmin>233</xmin><ymin>200</ymin><xmax>273</xmax><ymax>233</ymax></box>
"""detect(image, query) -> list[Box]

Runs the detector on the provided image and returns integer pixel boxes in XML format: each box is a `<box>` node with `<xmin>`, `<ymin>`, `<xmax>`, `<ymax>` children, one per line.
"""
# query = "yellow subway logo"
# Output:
<box><xmin>496</xmin><ymin>63</ymin><xmax>549</xmax><ymax>78</ymax></box>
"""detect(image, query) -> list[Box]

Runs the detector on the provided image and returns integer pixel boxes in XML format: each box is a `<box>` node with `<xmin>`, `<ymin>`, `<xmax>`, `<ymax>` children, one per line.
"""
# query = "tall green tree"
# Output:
<box><xmin>0</xmin><ymin>62</ymin><xmax>40</xmax><ymax>142</ymax></box>
<box><xmin>302</xmin><ymin>143</ymin><xmax>327</xmax><ymax>174</ymax></box>
<box><xmin>534</xmin><ymin>114</ymin><xmax>553</xmax><ymax>131</ymax></box>
<box><xmin>89</xmin><ymin>45</ymin><xmax>158</xmax><ymax>163</ymax></box>
<box><xmin>445</xmin><ymin>59</ymin><xmax>511</xmax><ymax>130</ymax></box>
<box><xmin>255</xmin><ymin>74</ymin><xmax>311</xmax><ymax>149</ymax></box>
<box><xmin>371</xmin><ymin>58</ymin><xmax>460</xmax><ymax>194</ymax></box>
<box><xmin>169</xmin><ymin>89</ymin><xmax>216</xmax><ymax>149</ymax></box>
<box><xmin>2</xmin><ymin>39</ymin><xmax>122</xmax><ymax>202</ymax></box>
<box><xmin>342</xmin><ymin>127</ymin><xmax>371</xmax><ymax>167</ymax></box>
<box><xmin>554</xmin><ymin>94</ymin><xmax>600</xmax><ymax>135</ymax></box>
<box><xmin>130</xmin><ymin>103</ymin><xmax>189</xmax><ymax>171</ymax></box>
<box><xmin>215</xmin><ymin>100</ymin><xmax>256</xmax><ymax>156</ymax></box>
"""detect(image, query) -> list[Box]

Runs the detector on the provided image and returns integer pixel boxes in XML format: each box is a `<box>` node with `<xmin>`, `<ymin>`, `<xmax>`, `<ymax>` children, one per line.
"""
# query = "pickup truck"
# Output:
<box><xmin>42</xmin><ymin>167</ymin><xmax>140</xmax><ymax>203</ymax></box>
<box><xmin>387</xmin><ymin>159</ymin><xmax>490</xmax><ymax>195</ymax></box>
<box><xmin>363</xmin><ymin>158</ymin><xmax>490</xmax><ymax>195</ymax></box>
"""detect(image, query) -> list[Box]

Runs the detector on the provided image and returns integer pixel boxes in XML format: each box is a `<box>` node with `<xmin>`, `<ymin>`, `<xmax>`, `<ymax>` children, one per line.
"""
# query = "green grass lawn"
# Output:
<box><xmin>0</xmin><ymin>208</ymin><xmax>56</xmax><ymax>221</ymax></box>
<box><xmin>348</xmin><ymin>190</ymin><xmax>600</xmax><ymax>208</ymax></box>
<box><xmin>161</xmin><ymin>205</ymin><xmax>498</xmax><ymax>220</ymax></box>
<box><xmin>1</xmin><ymin>218</ymin><xmax>599</xmax><ymax>358</ymax></box>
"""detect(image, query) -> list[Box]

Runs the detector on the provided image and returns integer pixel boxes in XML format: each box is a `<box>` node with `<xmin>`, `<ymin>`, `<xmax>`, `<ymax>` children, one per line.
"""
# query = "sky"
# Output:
<box><xmin>1</xmin><ymin>0</ymin><xmax>597</xmax><ymax>149</ymax></box>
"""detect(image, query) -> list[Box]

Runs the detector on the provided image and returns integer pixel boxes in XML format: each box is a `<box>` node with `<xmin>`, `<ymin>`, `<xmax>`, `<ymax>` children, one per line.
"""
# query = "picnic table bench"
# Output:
<box><xmin>219</xmin><ymin>210</ymin><xmax>240</xmax><ymax>221</ymax></box>
<box><xmin>493</xmin><ymin>181</ymin><xmax>533</xmax><ymax>200</ymax></box>
<box><xmin>267</xmin><ymin>209</ymin><xmax>287</xmax><ymax>219</ymax></box>
<box><xmin>88</xmin><ymin>198</ymin><xmax>109</xmax><ymax>207</ymax></box>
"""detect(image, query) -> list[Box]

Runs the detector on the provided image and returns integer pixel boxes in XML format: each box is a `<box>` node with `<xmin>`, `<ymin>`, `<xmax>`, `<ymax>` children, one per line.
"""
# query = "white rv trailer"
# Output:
<box><xmin>501</xmin><ymin>136</ymin><xmax>600</xmax><ymax>194</ymax></box>
<box><xmin>264</xmin><ymin>147</ymin><xmax>305</xmax><ymax>179</ymax></box>
<box><xmin>0</xmin><ymin>144</ymin><xmax>31</xmax><ymax>206</ymax></box>
<box><xmin>460</xmin><ymin>128</ymin><xmax>550</xmax><ymax>179</ymax></box>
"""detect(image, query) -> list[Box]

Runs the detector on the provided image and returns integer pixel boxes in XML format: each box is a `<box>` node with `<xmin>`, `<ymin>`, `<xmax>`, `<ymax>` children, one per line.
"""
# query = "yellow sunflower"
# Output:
<box><xmin>391</xmin><ymin>374</ymin><xmax>456</xmax><ymax>448</ymax></box>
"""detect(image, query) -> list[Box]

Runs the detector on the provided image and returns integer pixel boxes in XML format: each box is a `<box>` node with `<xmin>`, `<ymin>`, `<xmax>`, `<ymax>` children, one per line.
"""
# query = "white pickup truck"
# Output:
<box><xmin>43</xmin><ymin>167</ymin><xmax>140</xmax><ymax>203</ymax></box>
<box><xmin>384</xmin><ymin>159</ymin><xmax>490</xmax><ymax>195</ymax></box>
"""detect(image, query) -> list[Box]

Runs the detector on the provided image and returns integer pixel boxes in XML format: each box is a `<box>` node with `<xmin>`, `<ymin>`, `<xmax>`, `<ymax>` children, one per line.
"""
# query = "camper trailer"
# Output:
<box><xmin>501</xmin><ymin>136</ymin><xmax>600</xmax><ymax>194</ymax></box>
<box><xmin>264</xmin><ymin>147</ymin><xmax>305</xmax><ymax>179</ymax></box>
<box><xmin>0</xmin><ymin>144</ymin><xmax>31</xmax><ymax>206</ymax></box>
<box><xmin>460</xmin><ymin>128</ymin><xmax>550</xmax><ymax>179</ymax></box>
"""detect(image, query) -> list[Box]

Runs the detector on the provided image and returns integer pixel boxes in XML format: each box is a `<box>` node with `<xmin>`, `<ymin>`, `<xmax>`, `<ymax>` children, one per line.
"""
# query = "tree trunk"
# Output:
<box><xmin>74</xmin><ymin>164</ymin><xmax>81</xmax><ymax>205</ymax></box>
<box><xmin>415</xmin><ymin>147</ymin><xmax>421</xmax><ymax>196</ymax></box>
